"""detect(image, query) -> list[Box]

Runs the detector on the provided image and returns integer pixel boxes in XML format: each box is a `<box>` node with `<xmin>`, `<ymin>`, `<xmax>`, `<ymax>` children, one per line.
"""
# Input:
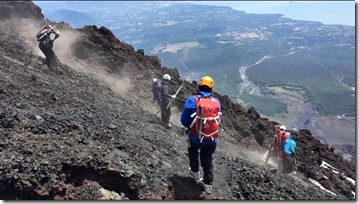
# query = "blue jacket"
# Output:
<box><xmin>180</xmin><ymin>91</ymin><xmax>221</xmax><ymax>145</ymax></box>
<box><xmin>284</xmin><ymin>135</ymin><xmax>296</xmax><ymax>155</ymax></box>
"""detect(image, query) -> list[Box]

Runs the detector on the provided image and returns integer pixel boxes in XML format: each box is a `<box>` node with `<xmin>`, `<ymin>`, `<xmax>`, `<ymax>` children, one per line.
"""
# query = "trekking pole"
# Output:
<box><xmin>155</xmin><ymin>82</ymin><xmax>184</xmax><ymax>116</ymax></box>
<box><xmin>154</xmin><ymin>107</ymin><xmax>161</xmax><ymax>116</ymax></box>
<box><xmin>293</xmin><ymin>154</ymin><xmax>299</xmax><ymax>179</ymax></box>
<box><xmin>166</xmin><ymin>82</ymin><xmax>185</xmax><ymax>110</ymax></box>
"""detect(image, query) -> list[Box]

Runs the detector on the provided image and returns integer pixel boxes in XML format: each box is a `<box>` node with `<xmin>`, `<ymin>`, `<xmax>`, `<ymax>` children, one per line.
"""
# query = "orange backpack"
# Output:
<box><xmin>189</xmin><ymin>95</ymin><xmax>221</xmax><ymax>142</ymax></box>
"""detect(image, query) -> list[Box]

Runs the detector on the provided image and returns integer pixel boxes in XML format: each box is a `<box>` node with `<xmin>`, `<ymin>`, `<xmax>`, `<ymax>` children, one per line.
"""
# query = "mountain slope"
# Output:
<box><xmin>0</xmin><ymin>1</ymin><xmax>355</xmax><ymax>200</ymax></box>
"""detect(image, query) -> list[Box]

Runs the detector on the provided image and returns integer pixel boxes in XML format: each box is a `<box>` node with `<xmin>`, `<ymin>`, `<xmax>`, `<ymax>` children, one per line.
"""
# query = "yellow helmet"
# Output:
<box><xmin>199</xmin><ymin>76</ymin><xmax>214</xmax><ymax>89</ymax></box>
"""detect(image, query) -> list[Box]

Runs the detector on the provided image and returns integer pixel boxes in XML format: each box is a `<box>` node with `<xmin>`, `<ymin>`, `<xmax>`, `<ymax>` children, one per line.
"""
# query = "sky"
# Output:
<box><xmin>189</xmin><ymin>1</ymin><xmax>355</xmax><ymax>26</ymax></box>
<box><xmin>33</xmin><ymin>1</ymin><xmax>355</xmax><ymax>26</ymax></box>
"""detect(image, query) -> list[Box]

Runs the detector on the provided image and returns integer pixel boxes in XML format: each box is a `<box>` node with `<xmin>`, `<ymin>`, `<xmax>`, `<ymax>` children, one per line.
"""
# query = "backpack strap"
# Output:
<box><xmin>189</xmin><ymin>95</ymin><xmax>200</xmax><ymax>118</ymax></box>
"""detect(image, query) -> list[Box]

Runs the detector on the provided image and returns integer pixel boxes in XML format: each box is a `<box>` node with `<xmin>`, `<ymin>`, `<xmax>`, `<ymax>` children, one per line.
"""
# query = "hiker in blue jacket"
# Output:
<box><xmin>282</xmin><ymin>129</ymin><xmax>298</xmax><ymax>173</ymax></box>
<box><xmin>180</xmin><ymin>76</ymin><xmax>222</xmax><ymax>194</ymax></box>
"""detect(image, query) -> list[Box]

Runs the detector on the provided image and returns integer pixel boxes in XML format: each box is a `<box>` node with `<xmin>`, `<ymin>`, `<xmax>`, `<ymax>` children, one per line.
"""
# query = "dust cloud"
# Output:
<box><xmin>242</xmin><ymin>148</ymin><xmax>278</xmax><ymax>168</ymax></box>
<box><xmin>9</xmin><ymin>18</ymin><xmax>174</xmax><ymax>126</ymax></box>
<box><xmin>5</xmin><ymin>19</ymin><xmax>44</xmax><ymax>56</ymax></box>
<box><xmin>52</xmin><ymin>25</ymin><xmax>134</xmax><ymax>98</ymax></box>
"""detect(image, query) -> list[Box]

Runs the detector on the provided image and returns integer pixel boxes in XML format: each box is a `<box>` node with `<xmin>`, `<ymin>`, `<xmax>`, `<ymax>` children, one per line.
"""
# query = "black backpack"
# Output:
<box><xmin>36</xmin><ymin>28</ymin><xmax>50</xmax><ymax>42</ymax></box>
<box><xmin>152</xmin><ymin>78</ymin><xmax>162</xmax><ymax>103</ymax></box>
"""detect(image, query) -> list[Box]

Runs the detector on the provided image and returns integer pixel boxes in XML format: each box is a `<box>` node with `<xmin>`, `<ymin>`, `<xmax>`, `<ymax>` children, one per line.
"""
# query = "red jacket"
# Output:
<box><xmin>270</xmin><ymin>129</ymin><xmax>288</xmax><ymax>160</ymax></box>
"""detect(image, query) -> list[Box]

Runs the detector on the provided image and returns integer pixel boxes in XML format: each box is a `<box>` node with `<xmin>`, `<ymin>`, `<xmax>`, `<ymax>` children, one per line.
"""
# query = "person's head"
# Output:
<box><xmin>279</xmin><ymin>125</ymin><xmax>286</xmax><ymax>131</ymax></box>
<box><xmin>163</xmin><ymin>74</ymin><xmax>171</xmax><ymax>82</ymax></box>
<box><xmin>292</xmin><ymin>128</ymin><xmax>299</xmax><ymax>134</ymax></box>
<box><xmin>199</xmin><ymin>76</ymin><xmax>214</xmax><ymax>92</ymax></box>
<box><xmin>291</xmin><ymin>128</ymin><xmax>299</xmax><ymax>139</ymax></box>
<box><xmin>285</xmin><ymin>132</ymin><xmax>291</xmax><ymax>139</ymax></box>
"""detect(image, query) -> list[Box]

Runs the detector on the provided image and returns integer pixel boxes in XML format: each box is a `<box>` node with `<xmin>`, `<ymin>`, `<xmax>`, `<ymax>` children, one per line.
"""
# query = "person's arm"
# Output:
<box><xmin>180</xmin><ymin>96</ymin><xmax>196</xmax><ymax>128</ymax></box>
<box><xmin>215</xmin><ymin>98</ymin><xmax>222</xmax><ymax>113</ymax></box>
<box><xmin>54</xmin><ymin>30</ymin><xmax>60</xmax><ymax>39</ymax></box>
<box><xmin>162</xmin><ymin>84</ymin><xmax>175</xmax><ymax>99</ymax></box>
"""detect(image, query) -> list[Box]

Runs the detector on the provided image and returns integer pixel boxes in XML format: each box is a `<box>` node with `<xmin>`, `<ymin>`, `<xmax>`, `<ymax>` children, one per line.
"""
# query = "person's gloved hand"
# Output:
<box><xmin>171</xmin><ymin>95</ymin><xmax>176</xmax><ymax>99</ymax></box>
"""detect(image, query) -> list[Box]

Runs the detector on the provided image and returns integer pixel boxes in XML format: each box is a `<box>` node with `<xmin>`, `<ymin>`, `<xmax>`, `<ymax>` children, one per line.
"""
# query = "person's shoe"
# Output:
<box><xmin>189</xmin><ymin>168</ymin><xmax>200</xmax><ymax>181</ymax></box>
<box><xmin>198</xmin><ymin>179</ymin><xmax>212</xmax><ymax>194</ymax></box>
<box><xmin>164</xmin><ymin>122</ymin><xmax>172</xmax><ymax>128</ymax></box>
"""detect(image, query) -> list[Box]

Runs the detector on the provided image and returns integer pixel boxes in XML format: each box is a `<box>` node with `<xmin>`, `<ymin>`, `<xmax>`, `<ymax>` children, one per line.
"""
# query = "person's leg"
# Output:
<box><xmin>164</xmin><ymin>105</ymin><xmax>171</xmax><ymax>124</ymax></box>
<box><xmin>288</xmin><ymin>155</ymin><xmax>295</xmax><ymax>173</ymax></box>
<box><xmin>39</xmin><ymin>44</ymin><xmax>51</xmax><ymax>66</ymax></box>
<box><xmin>263</xmin><ymin>147</ymin><xmax>272</xmax><ymax>163</ymax></box>
<box><xmin>264</xmin><ymin>146</ymin><xmax>278</xmax><ymax>164</ymax></box>
<box><xmin>282</xmin><ymin>155</ymin><xmax>289</xmax><ymax>173</ymax></box>
<box><xmin>200</xmin><ymin>142</ymin><xmax>216</xmax><ymax>185</ymax></box>
<box><xmin>160</xmin><ymin>101</ymin><xmax>166</xmax><ymax>123</ymax></box>
<box><xmin>48</xmin><ymin>47</ymin><xmax>58</xmax><ymax>68</ymax></box>
<box><xmin>161</xmin><ymin>101</ymin><xmax>170</xmax><ymax>125</ymax></box>
<box><xmin>188</xmin><ymin>140</ymin><xmax>200</xmax><ymax>173</ymax></box>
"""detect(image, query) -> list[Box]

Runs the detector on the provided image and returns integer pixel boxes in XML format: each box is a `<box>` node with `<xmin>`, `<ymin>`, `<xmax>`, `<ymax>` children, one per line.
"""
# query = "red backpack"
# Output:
<box><xmin>276</xmin><ymin>129</ymin><xmax>287</xmax><ymax>162</ymax></box>
<box><xmin>189</xmin><ymin>95</ymin><xmax>221</xmax><ymax>142</ymax></box>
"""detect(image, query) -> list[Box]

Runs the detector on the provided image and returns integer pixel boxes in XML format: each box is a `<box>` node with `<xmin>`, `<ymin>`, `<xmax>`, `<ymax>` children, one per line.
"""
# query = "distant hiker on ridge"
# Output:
<box><xmin>158</xmin><ymin>74</ymin><xmax>176</xmax><ymax>128</ymax></box>
<box><xmin>36</xmin><ymin>24</ymin><xmax>60</xmax><ymax>68</ymax></box>
<box><xmin>152</xmin><ymin>78</ymin><xmax>162</xmax><ymax>104</ymax></box>
<box><xmin>262</xmin><ymin>125</ymin><xmax>288</xmax><ymax>171</ymax></box>
<box><xmin>180</xmin><ymin>76</ymin><xmax>222</xmax><ymax>194</ymax></box>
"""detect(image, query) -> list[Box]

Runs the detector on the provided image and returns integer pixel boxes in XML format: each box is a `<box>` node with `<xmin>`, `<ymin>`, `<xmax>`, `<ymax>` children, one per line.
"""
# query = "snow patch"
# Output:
<box><xmin>321</xmin><ymin>161</ymin><xmax>356</xmax><ymax>185</ymax></box>
<box><xmin>308</xmin><ymin>178</ymin><xmax>337</xmax><ymax>196</ymax></box>
<box><xmin>320</xmin><ymin>161</ymin><xmax>338</xmax><ymax>170</ymax></box>
<box><xmin>332</xmin><ymin>170</ymin><xmax>339</xmax><ymax>174</ymax></box>
<box><xmin>343</xmin><ymin>174</ymin><xmax>355</xmax><ymax>185</ymax></box>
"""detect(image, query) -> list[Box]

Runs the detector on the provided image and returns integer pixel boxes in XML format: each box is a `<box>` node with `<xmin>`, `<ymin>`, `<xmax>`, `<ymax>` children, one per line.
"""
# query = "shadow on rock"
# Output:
<box><xmin>169</xmin><ymin>174</ymin><xmax>203</xmax><ymax>200</ymax></box>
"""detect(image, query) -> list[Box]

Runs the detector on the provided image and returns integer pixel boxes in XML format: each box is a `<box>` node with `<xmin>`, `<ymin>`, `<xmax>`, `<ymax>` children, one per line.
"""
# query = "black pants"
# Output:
<box><xmin>282</xmin><ymin>154</ymin><xmax>295</xmax><ymax>173</ymax></box>
<box><xmin>39</xmin><ymin>42</ymin><xmax>57</xmax><ymax>68</ymax></box>
<box><xmin>160</xmin><ymin>100</ymin><xmax>171</xmax><ymax>124</ymax></box>
<box><xmin>188</xmin><ymin>139</ymin><xmax>217</xmax><ymax>185</ymax></box>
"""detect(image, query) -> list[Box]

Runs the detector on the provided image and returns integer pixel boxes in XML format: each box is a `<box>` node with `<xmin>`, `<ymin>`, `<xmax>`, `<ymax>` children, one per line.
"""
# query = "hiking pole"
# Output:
<box><xmin>166</xmin><ymin>82</ymin><xmax>184</xmax><ymax>110</ymax></box>
<box><xmin>154</xmin><ymin>82</ymin><xmax>184</xmax><ymax>116</ymax></box>
<box><xmin>154</xmin><ymin>106</ymin><xmax>161</xmax><ymax>116</ymax></box>
<box><xmin>293</xmin><ymin>153</ymin><xmax>299</xmax><ymax>179</ymax></box>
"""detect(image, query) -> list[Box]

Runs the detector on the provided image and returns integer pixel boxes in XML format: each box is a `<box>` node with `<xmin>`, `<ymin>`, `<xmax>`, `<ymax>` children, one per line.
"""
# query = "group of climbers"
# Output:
<box><xmin>262</xmin><ymin>125</ymin><xmax>299</xmax><ymax>174</ymax></box>
<box><xmin>152</xmin><ymin>74</ymin><xmax>300</xmax><ymax>194</ymax></box>
<box><xmin>33</xmin><ymin>21</ymin><xmax>301</xmax><ymax>196</ymax></box>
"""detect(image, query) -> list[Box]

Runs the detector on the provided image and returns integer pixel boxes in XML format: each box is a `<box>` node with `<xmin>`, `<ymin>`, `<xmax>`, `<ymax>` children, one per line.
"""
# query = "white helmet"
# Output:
<box><xmin>280</xmin><ymin>125</ymin><xmax>286</xmax><ymax>131</ymax></box>
<box><xmin>153</xmin><ymin>78</ymin><xmax>158</xmax><ymax>82</ymax></box>
<box><xmin>163</xmin><ymin>74</ymin><xmax>171</xmax><ymax>81</ymax></box>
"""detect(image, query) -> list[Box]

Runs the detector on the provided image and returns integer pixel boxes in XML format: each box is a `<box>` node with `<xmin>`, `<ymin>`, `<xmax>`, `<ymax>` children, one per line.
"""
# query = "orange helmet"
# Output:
<box><xmin>199</xmin><ymin>76</ymin><xmax>214</xmax><ymax>89</ymax></box>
